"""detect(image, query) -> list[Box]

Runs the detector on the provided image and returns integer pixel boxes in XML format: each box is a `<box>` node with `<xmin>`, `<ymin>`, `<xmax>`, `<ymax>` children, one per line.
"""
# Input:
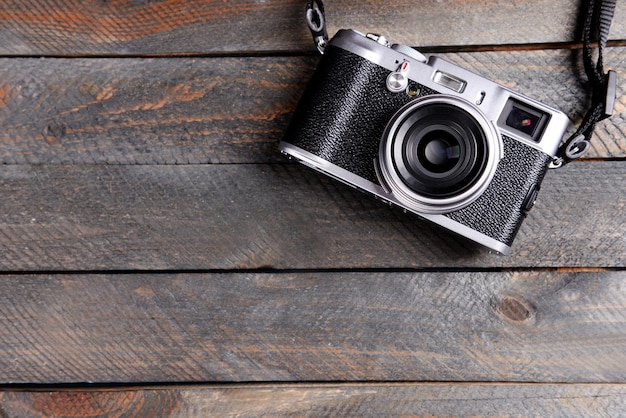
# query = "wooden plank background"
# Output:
<box><xmin>1</xmin><ymin>271</ymin><xmax>626</xmax><ymax>384</ymax></box>
<box><xmin>2</xmin><ymin>383</ymin><xmax>626</xmax><ymax>416</ymax></box>
<box><xmin>0</xmin><ymin>0</ymin><xmax>625</xmax><ymax>415</ymax></box>
<box><xmin>1</xmin><ymin>0</ymin><xmax>625</xmax><ymax>55</ymax></box>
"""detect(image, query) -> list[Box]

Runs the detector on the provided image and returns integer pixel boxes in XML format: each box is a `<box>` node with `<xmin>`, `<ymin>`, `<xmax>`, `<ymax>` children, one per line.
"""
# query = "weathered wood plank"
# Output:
<box><xmin>0</xmin><ymin>49</ymin><xmax>624</xmax><ymax>164</ymax></box>
<box><xmin>1</xmin><ymin>0</ymin><xmax>625</xmax><ymax>56</ymax></box>
<box><xmin>0</xmin><ymin>271</ymin><xmax>624</xmax><ymax>384</ymax></box>
<box><xmin>2</xmin><ymin>383</ymin><xmax>626</xmax><ymax>416</ymax></box>
<box><xmin>0</xmin><ymin>162</ymin><xmax>623</xmax><ymax>271</ymax></box>
<box><xmin>0</xmin><ymin>56</ymin><xmax>308</xmax><ymax>164</ymax></box>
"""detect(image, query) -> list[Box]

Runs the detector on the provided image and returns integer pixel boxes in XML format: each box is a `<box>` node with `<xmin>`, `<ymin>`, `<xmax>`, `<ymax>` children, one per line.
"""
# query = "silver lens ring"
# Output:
<box><xmin>379</xmin><ymin>95</ymin><xmax>502</xmax><ymax>214</ymax></box>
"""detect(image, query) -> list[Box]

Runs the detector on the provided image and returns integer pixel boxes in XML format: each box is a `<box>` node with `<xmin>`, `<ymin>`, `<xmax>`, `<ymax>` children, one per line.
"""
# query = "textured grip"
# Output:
<box><xmin>444</xmin><ymin>136</ymin><xmax>552</xmax><ymax>247</ymax></box>
<box><xmin>283</xmin><ymin>46</ymin><xmax>434</xmax><ymax>183</ymax></box>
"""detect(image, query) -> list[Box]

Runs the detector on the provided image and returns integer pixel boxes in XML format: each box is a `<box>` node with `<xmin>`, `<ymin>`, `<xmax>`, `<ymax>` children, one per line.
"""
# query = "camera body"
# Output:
<box><xmin>280</xmin><ymin>30</ymin><xmax>570</xmax><ymax>254</ymax></box>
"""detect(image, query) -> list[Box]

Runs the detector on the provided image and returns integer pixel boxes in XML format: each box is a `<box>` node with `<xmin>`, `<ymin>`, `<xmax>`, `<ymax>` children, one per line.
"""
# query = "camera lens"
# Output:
<box><xmin>395</xmin><ymin>103</ymin><xmax>487</xmax><ymax>198</ymax></box>
<box><xmin>419</xmin><ymin>131</ymin><xmax>461</xmax><ymax>173</ymax></box>
<box><xmin>379</xmin><ymin>95</ymin><xmax>502</xmax><ymax>213</ymax></box>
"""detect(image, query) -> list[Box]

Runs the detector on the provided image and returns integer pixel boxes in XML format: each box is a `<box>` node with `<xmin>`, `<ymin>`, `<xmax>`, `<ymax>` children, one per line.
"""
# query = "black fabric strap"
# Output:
<box><xmin>553</xmin><ymin>0</ymin><xmax>617</xmax><ymax>167</ymax></box>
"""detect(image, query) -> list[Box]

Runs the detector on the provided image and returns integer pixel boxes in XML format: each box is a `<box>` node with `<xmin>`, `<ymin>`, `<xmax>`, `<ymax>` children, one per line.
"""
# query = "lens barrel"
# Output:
<box><xmin>379</xmin><ymin>95</ymin><xmax>502</xmax><ymax>214</ymax></box>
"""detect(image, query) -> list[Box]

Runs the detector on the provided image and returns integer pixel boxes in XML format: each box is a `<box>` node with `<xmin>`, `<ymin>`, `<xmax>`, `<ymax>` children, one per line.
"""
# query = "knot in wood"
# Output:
<box><xmin>44</xmin><ymin>120</ymin><xmax>66</xmax><ymax>144</ymax></box>
<box><xmin>498</xmin><ymin>295</ymin><xmax>535</xmax><ymax>322</ymax></box>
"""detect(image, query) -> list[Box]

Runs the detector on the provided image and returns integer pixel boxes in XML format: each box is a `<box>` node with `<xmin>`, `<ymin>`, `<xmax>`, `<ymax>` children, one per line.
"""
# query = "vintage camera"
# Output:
<box><xmin>280</xmin><ymin>30</ymin><xmax>570</xmax><ymax>254</ymax></box>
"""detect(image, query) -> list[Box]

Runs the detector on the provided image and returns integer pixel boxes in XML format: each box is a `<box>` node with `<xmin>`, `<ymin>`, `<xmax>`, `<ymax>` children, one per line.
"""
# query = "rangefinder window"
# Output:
<box><xmin>500</xmin><ymin>99</ymin><xmax>550</xmax><ymax>142</ymax></box>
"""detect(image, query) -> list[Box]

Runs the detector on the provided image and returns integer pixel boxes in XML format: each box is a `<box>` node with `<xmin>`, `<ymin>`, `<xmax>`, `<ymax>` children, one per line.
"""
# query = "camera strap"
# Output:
<box><xmin>552</xmin><ymin>0</ymin><xmax>617</xmax><ymax>167</ymax></box>
<box><xmin>304</xmin><ymin>0</ymin><xmax>617</xmax><ymax>168</ymax></box>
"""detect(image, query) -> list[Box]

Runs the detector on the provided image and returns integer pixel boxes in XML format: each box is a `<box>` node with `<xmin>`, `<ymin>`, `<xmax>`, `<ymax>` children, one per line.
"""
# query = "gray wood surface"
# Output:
<box><xmin>2</xmin><ymin>383</ymin><xmax>626</xmax><ymax>416</ymax></box>
<box><xmin>0</xmin><ymin>162</ymin><xmax>623</xmax><ymax>270</ymax></box>
<box><xmin>1</xmin><ymin>0</ymin><xmax>625</xmax><ymax>55</ymax></box>
<box><xmin>0</xmin><ymin>271</ymin><xmax>625</xmax><ymax>384</ymax></box>
<box><xmin>0</xmin><ymin>0</ymin><xmax>625</xmax><ymax>414</ymax></box>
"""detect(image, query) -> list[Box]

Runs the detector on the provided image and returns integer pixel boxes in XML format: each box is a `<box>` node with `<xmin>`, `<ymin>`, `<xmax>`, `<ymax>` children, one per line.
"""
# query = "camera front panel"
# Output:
<box><xmin>281</xmin><ymin>30</ymin><xmax>569</xmax><ymax>253</ymax></box>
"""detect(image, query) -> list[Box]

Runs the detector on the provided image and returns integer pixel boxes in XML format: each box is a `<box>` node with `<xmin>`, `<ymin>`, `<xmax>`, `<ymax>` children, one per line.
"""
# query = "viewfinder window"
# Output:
<box><xmin>499</xmin><ymin>99</ymin><xmax>550</xmax><ymax>142</ymax></box>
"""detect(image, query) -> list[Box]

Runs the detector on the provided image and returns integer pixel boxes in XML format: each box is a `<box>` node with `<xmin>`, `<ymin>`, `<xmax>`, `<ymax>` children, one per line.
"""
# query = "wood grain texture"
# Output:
<box><xmin>0</xmin><ymin>0</ymin><xmax>624</xmax><ymax>407</ymax></box>
<box><xmin>0</xmin><ymin>271</ymin><xmax>625</xmax><ymax>384</ymax></box>
<box><xmin>1</xmin><ymin>0</ymin><xmax>625</xmax><ymax>56</ymax></box>
<box><xmin>0</xmin><ymin>56</ymin><xmax>309</xmax><ymax>164</ymax></box>
<box><xmin>0</xmin><ymin>162</ymin><xmax>623</xmax><ymax>271</ymax></box>
<box><xmin>2</xmin><ymin>383</ymin><xmax>626</xmax><ymax>417</ymax></box>
<box><xmin>0</xmin><ymin>49</ymin><xmax>624</xmax><ymax>164</ymax></box>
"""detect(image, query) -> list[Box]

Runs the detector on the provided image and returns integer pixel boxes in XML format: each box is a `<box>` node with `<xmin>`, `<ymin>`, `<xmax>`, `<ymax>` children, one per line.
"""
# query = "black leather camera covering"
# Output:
<box><xmin>284</xmin><ymin>47</ymin><xmax>432</xmax><ymax>183</ymax></box>
<box><xmin>447</xmin><ymin>137</ymin><xmax>551</xmax><ymax>246</ymax></box>
<box><xmin>283</xmin><ymin>46</ymin><xmax>552</xmax><ymax>247</ymax></box>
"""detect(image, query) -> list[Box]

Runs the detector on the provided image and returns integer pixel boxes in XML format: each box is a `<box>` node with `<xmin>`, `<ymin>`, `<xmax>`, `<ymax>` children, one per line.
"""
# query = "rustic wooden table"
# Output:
<box><xmin>0</xmin><ymin>0</ymin><xmax>625</xmax><ymax>415</ymax></box>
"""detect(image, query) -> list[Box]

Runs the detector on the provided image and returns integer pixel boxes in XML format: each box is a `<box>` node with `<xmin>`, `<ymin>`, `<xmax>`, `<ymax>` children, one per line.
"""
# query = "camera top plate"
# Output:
<box><xmin>328</xmin><ymin>29</ymin><xmax>570</xmax><ymax>158</ymax></box>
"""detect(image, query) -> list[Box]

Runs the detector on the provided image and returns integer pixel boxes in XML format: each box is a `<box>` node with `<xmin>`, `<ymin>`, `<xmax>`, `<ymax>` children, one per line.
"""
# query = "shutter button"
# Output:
<box><xmin>386</xmin><ymin>61</ymin><xmax>410</xmax><ymax>93</ymax></box>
